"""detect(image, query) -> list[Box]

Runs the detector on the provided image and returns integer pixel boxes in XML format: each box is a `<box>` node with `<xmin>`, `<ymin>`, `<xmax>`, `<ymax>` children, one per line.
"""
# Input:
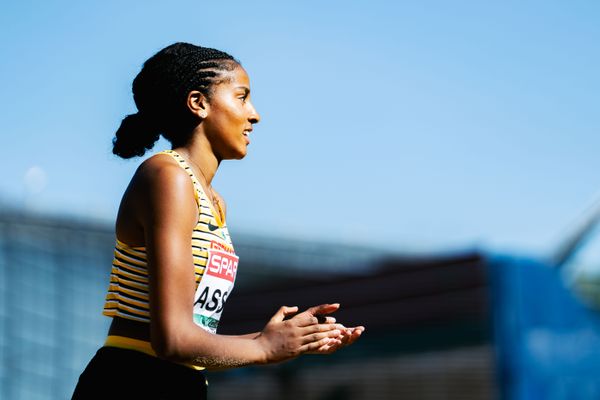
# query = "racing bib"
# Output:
<box><xmin>193</xmin><ymin>241</ymin><xmax>239</xmax><ymax>333</ymax></box>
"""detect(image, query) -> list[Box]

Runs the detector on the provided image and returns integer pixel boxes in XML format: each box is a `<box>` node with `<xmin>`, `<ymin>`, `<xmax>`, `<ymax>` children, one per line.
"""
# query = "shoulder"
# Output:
<box><xmin>129</xmin><ymin>153</ymin><xmax>198</xmax><ymax>220</ymax></box>
<box><xmin>116</xmin><ymin>152</ymin><xmax>199</xmax><ymax>241</ymax></box>
<box><xmin>134</xmin><ymin>153</ymin><xmax>193</xmax><ymax>192</ymax></box>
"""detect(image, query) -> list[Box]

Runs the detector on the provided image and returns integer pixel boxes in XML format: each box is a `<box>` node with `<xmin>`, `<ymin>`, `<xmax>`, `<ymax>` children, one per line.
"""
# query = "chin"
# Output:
<box><xmin>228</xmin><ymin>148</ymin><xmax>248</xmax><ymax>160</ymax></box>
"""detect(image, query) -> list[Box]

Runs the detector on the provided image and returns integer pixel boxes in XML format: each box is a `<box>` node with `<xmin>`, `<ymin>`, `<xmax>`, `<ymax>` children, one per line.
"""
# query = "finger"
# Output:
<box><xmin>314</xmin><ymin>340</ymin><xmax>341</xmax><ymax>354</ymax></box>
<box><xmin>305</xmin><ymin>303</ymin><xmax>340</xmax><ymax>317</ymax></box>
<box><xmin>300</xmin><ymin>329</ymin><xmax>341</xmax><ymax>345</ymax></box>
<box><xmin>351</xmin><ymin>326</ymin><xmax>366</xmax><ymax>335</ymax></box>
<box><xmin>339</xmin><ymin>332</ymin><xmax>351</xmax><ymax>345</ymax></box>
<box><xmin>300</xmin><ymin>337</ymin><xmax>342</xmax><ymax>353</ymax></box>
<box><xmin>291</xmin><ymin>313</ymin><xmax>320</xmax><ymax>327</ymax></box>
<box><xmin>343</xmin><ymin>326</ymin><xmax>365</xmax><ymax>336</ymax></box>
<box><xmin>293</xmin><ymin>308</ymin><xmax>341</xmax><ymax>327</ymax></box>
<box><xmin>282</xmin><ymin>306</ymin><xmax>301</xmax><ymax>318</ymax></box>
<box><xmin>315</xmin><ymin>343</ymin><xmax>332</xmax><ymax>353</ymax></box>
<box><xmin>306</xmin><ymin>326</ymin><xmax>364</xmax><ymax>353</ymax></box>
<box><xmin>343</xmin><ymin>328</ymin><xmax>364</xmax><ymax>346</ymax></box>
<box><xmin>302</xmin><ymin>323</ymin><xmax>345</xmax><ymax>335</ymax></box>
<box><xmin>269</xmin><ymin>305</ymin><xmax>298</xmax><ymax>323</ymax></box>
<box><xmin>315</xmin><ymin>315</ymin><xmax>339</xmax><ymax>324</ymax></box>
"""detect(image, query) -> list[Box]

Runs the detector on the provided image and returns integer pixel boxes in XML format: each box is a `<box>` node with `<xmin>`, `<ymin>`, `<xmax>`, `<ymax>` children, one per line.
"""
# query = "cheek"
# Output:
<box><xmin>205</xmin><ymin>111</ymin><xmax>244</xmax><ymax>146</ymax></box>
<box><xmin>211</xmin><ymin>103</ymin><xmax>244</xmax><ymax>129</ymax></box>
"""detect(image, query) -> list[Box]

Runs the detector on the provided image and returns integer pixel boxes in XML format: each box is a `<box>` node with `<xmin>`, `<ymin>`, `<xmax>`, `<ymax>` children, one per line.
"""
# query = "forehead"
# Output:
<box><xmin>222</xmin><ymin>65</ymin><xmax>250</xmax><ymax>88</ymax></box>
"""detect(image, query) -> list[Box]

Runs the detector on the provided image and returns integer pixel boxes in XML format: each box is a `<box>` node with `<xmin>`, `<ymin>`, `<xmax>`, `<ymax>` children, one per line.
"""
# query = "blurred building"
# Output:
<box><xmin>0</xmin><ymin>210</ymin><xmax>113</xmax><ymax>400</ymax></box>
<box><xmin>215</xmin><ymin>249</ymin><xmax>493</xmax><ymax>400</ymax></box>
<box><xmin>0</xmin><ymin>210</ymin><xmax>495</xmax><ymax>400</ymax></box>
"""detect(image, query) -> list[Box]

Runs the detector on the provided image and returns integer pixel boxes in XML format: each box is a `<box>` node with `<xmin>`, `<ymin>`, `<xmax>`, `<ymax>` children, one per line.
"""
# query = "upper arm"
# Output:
<box><xmin>134</xmin><ymin>157</ymin><xmax>200</xmax><ymax>354</ymax></box>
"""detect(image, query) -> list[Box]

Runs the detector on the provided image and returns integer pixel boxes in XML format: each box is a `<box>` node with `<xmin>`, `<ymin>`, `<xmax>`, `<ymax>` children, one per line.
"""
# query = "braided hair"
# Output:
<box><xmin>112</xmin><ymin>42</ymin><xmax>240</xmax><ymax>159</ymax></box>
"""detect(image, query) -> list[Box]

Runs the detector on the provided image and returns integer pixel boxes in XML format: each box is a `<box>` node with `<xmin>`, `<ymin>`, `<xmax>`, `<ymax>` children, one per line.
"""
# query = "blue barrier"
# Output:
<box><xmin>489</xmin><ymin>255</ymin><xmax>600</xmax><ymax>399</ymax></box>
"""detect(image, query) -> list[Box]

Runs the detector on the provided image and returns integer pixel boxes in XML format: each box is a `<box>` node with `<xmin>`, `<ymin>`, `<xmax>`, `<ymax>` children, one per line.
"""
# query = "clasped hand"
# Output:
<box><xmin>257</xmin><ymin>303</ymin><xmax>365</xmax><ymax>364</ymax></box>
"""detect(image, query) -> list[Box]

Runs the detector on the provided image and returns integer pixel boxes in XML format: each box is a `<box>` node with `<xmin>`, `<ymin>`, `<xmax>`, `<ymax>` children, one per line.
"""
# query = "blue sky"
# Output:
<box><xmin>1</xmin><ymin>1</ymin><xmax>599</xmax><ymax>255</ymax></box>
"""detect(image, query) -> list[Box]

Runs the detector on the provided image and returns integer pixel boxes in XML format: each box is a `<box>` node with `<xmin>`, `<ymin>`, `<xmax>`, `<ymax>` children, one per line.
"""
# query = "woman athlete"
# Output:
<box><xmin>72</xmin><ymin>43</ymin><xmax>364</xmax><ymax>399</ymax></box>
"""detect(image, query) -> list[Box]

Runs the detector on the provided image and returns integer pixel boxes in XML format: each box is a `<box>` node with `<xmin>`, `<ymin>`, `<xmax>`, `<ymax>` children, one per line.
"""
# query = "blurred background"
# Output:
<box><xmin>1</xmin><ymin>1</ymin><xmax>600</xmax><ymax>399</ymax></box>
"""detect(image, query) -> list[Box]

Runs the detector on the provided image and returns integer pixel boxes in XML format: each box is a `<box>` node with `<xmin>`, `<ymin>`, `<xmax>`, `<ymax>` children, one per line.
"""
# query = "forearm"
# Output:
<box><xmin>225</xmin><ymin>332</ymin><xmax>261</xmax><ymax>340</ymax></box>
<box><xmin>151</xmin><ymin>304</ymin><xmax>346</xmax><ymax>370</ymax></box>
<box><xmin>190</xmin><ymin>339</ymin><xmax>258</xmax><ymax>369</ymax></box>
<box><xmin>155</xmin><ymin>323</ymin><xmax>266</xmax><ymax>369</ymax></box>
<box><xmin>196</xmin><ymin>329</ymin><xmax>263</xmax><ymax>371</ymax></box>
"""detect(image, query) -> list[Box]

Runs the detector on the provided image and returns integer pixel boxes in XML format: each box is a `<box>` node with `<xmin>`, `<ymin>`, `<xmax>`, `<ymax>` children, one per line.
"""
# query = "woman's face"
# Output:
<box><xmin>203</xmin><ymin>65</ymin><xmax>260</xmax><ymax>160</ymax></box>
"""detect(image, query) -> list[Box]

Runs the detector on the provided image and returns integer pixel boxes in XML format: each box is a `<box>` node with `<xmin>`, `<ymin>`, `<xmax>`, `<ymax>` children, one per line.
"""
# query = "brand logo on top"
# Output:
<box><xmin>211</xmin><ymin>241</ymin><xmax>234</xmax><ymax>254</ymax></box>
<box><xmin>207</xmin><ymin>241</ymin><xmax>238</xmax><ymax>283</ymax></box>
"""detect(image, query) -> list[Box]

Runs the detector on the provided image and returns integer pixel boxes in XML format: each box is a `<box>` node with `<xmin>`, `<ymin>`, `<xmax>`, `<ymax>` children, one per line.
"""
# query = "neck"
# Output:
<box><xmin>173</xmin><ymin>137</ymin><xmax>220</xmax><ymax>185</ymax></box>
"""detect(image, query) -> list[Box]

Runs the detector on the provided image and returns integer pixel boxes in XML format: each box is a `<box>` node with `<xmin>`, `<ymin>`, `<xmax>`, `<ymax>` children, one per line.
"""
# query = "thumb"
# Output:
<box><xmin>307</xmin><ymin>303</ymin><xmax>340</xmax><ymax>317</ymax></box>
<box><xmin>270</xmin><ymin>305</ymin><xmax>299</xmax><ymax>323</ymax></box>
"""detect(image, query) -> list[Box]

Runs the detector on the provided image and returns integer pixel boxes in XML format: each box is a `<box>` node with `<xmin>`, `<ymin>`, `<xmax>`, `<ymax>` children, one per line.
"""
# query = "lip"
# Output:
<box><xmin>243</xmin><ymin>129</ymin><xmax>251</xmax><ymax>145</ymax></box>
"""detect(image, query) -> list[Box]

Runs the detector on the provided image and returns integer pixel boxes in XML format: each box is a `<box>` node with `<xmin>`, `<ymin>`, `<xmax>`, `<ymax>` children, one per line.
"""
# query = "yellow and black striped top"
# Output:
<box><xmin>103</xmin><ymin>149</ymin><xmax>237</xmax><ymax>324</ymax></box>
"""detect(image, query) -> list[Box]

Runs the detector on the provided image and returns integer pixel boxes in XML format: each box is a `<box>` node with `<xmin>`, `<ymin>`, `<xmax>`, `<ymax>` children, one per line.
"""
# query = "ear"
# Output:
<box><xmin>187</xmin><ymin>90</ymin><xmax>209</xmax><ymax>119</ymax></box>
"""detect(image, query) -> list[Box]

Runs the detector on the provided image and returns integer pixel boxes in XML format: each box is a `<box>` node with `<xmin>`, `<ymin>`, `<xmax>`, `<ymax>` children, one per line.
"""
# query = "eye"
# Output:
<box><xmin>237</xmin><ymin>88</ymin><xmax>250</xmax><ymax>103</ymax></box>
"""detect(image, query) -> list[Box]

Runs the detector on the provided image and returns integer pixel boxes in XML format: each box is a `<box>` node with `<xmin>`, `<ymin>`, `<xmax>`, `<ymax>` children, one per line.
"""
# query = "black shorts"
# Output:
<box><xmin>72</xmin><ymin>346</ymin><xmax>207</xmax><ymax>399</ymax></box>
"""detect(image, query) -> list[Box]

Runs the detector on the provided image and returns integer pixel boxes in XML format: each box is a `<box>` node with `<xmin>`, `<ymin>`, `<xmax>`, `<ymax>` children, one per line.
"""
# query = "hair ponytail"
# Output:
<box><xmin>112</xmin><ymin>113</ymin><xmax>160</xmax><ymax>159</ymax></box>
<box><xmin>113</xmin><ymin>43</ymin><xmax>239</xmax><ymax>158</ymax></box>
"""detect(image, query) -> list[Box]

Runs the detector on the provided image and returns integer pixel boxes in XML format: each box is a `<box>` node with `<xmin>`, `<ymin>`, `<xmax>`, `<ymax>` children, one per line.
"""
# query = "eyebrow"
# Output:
<box><xmin>235</xmin><ymin>86</ymin><xmax>250</xmax><ymax>94</ymax></box>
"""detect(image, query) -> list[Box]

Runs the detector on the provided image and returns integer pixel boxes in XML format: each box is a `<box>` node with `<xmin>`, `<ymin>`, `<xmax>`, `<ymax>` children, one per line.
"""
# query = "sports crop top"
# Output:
<box><xmin>103</xmin><ymin>150</ymin><xmax>239</xmax><ymax>335</ymax></box>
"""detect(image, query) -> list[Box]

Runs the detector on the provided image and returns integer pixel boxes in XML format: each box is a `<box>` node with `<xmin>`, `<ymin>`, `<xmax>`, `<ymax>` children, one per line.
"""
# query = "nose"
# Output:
<box><xmin>248</xmin><ymin>101</ymin><xmax>260</xmax><ymax>124</ymax></box>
